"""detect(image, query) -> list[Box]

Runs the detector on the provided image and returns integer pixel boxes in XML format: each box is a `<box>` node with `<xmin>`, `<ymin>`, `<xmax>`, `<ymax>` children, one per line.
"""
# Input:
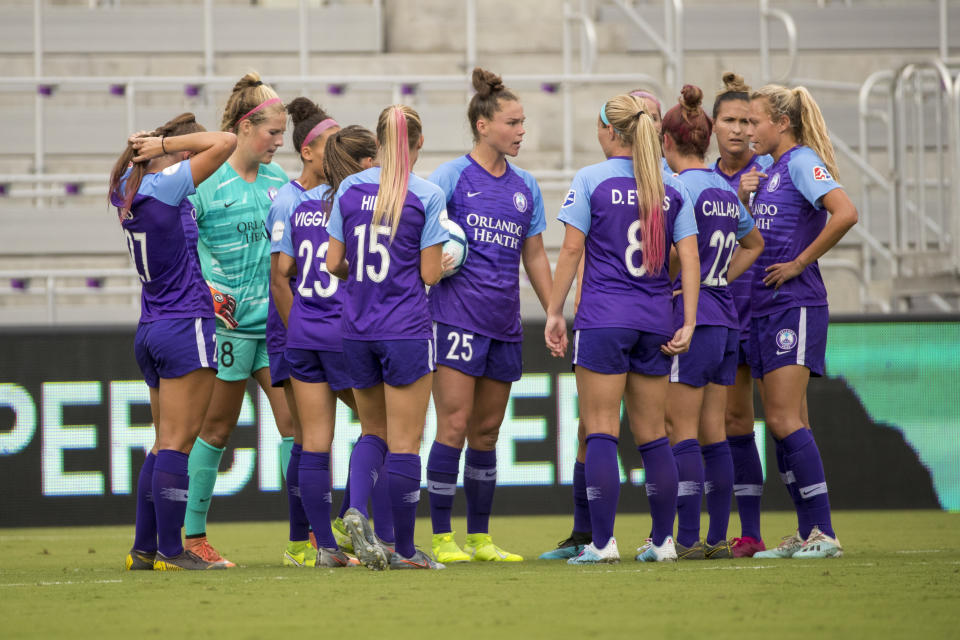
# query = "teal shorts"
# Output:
<box><xmin>216</xmin><ymin>331</ymin><xmax>270</xmax><ymax>382</ymax></box>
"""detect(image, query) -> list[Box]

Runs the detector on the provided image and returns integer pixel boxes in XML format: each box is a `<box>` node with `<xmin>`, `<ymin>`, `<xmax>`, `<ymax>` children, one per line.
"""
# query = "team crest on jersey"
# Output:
<box><xmin>766</xmin><ymin>172</ymin><xmax>781</xmax><ymax>192</ymax></box>
<box><xmin>562</xmin><ymin>190</ymin><xmax>576</xmax><ymax>208</ymax></box>
<box><xmin>267</xmin><ymin>187</ymin><xmax>279</xmax><ymax>201</ymax></box>
<box><xmin>813</xmin><ymin>166</ymin><xmax>832</xmax><ymax>182</ymax></box>
<box><xmin>775</xmin><ymin>328</ymin><xmax>798</xmax><ymax>351</ymax></box>
<box><xmin>513</xmin><ymin>192</ymin><xmax>528</xmax><ymax>213</ymax></box>
<box><xmin>161</xmin><ymin>161</ymin><xmax>182</xmax><ymax>176</ymax></box>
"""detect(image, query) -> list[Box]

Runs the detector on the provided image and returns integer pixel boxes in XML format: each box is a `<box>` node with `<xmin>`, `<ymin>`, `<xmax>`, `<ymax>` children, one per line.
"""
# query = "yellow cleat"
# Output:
<box><xmin>283</xmin><ymin>540</ymin><xmax>318</xmax><ymax>567</ymax></box>
<box><xmin>332</xmin><ymin>518</ymin><xmax>354</xmax><ymax>554</ymax></box>
<box><xmin>432</xmin><ymin>532</ymin><xmax>472</xmax><ymax>563</ymax></box>
<box><xmin>464</xmin><ymin>533</ymin><xmax>523</xmax><ymax>562</ymax></box>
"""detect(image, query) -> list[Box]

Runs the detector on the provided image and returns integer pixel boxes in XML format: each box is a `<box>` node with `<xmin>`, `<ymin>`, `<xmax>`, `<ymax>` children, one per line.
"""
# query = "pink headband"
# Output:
<box><xmin>630</xmin><ymin>90</ymin><xmax>662</xmax><ymax>113</ymax></box>
<box><xmin>301</xmin><ymin>118</ymin><xmax>339</xmax><ymax>151</ymax></box>
<box><xmin>235</xmin><ymin>97</ymin><xmax>282</xmax><ymax>128</ymax></box>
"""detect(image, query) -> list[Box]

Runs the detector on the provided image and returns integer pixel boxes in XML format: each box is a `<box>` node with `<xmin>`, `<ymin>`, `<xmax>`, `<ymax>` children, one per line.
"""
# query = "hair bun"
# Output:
<box><xmin>721</xmin><ymin>72</ymin><xmax>750</xmax><ymax>94</ymax></box>
<box><xmin>680</xmin><ymin>84</ymin><xmax>703</xmax><ymax>114</ymax></box>
<box><xmin>286</xmin><ymin>96</ymin><xmax>322</xmax><ymax>127</ymax></box>
<box><xmin>471</xmin><ymin>67</ymin><xmax>504</xmax><ymax>98</ymax></box>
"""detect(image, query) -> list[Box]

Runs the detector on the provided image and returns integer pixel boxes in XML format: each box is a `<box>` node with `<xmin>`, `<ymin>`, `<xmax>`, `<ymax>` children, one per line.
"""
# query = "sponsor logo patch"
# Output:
<box><xmin>766</xmin><ymin>172</ymin><xmax>781</xmax><ymax>192</ymax></box>
<box><xmin>562</xmin><ymin>189</ymin><xmax>576</xmax><ymax>208</ymax></box>
<box><xmin>812</xmin><ymin>166</ymin><xmax>832</xmax><ymax>182</ymax></box>
<box><xmin>271</xmin><ymin>220</ymin><xmax>285</xmax><ymax>242</ymax></box>
<box><xmin>267</xmin><ymin>186</ymin><xmax>279</xmax><ymax>201</ymax></box>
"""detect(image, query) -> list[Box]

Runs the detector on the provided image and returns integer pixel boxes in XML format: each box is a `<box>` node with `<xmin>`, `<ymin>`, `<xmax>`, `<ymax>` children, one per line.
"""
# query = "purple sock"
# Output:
<box><xmin>673</xmin><ymin>439</ymin><xmax>703</xmax><ymax>548</ymax></box>
<box><xmin>298</xmin><ymin>450</ymin><xmax>337</xmax><ymax>548</ymax></box>
<box><xmin>371</xmin><ymin>462</ymin><xmax>395</xmax><ymax>544</ymax></box>
<box><xmin>775</xmin><ymin>437</ymin><xmax>810</xmax><ymax>538</ymax></box>
<box><xmin>348</xmin><ymin>435</ymin><xmax>387</xmax><ymax>517</ymax></box>
<box><xmin>464</xmin><ymin>447</ymin><xmax>497</xmax><ymax>535</ymax></box>
<box><xmin>584</xmin><ymin>434</ymin><xmax>619</xmax><ymax>549</ymax></box>
<box><xmin>638</xmin><ymin>437</ymin><xmax>678</xmax><ymax>547</ymax></box>
<box><xmin>388</xmin><ymin>453</ymin><xmax>421</xmax><ymax>558</ymax></box>
<box><xmin>572</xmin><ymin>460</ymin><xmax>591</xmax><ymax>534</ymax></box>
<box><xmin>702</xmin><ymin>440</ymin><xmax>734</xmax><ymax>546</ymax></box>
<box><xmin>133</xmin><ymin>452</ymin><xmax>157</xmax><ymax>553</ymax></box>
<box><xmin>782</xmin><ymin>429</ymin><xmax>835</xmax><ymax>539</ymax></box>
<box><xmin>153</xmin><ymin>449</ymin><xmax>189</xmax><ymax>558</ymax></box>
<box><xmin>286</xmin><ymin>444</ymin><xmax>309</xmax><ymax>541</ymax></box>
<box><xmin>728</xmin><ymin>433</ymin><xmax>763</xmax><ymax>540</ymax></box>
<box><xmin>427</xmin><ymin>441</ymin><xmax>461</xmax><ymax>534</ymax></box>
<box><xmin>338</xmin><ymin>443</ymin><xmax>355</xmax><ymax>519</ymax></box>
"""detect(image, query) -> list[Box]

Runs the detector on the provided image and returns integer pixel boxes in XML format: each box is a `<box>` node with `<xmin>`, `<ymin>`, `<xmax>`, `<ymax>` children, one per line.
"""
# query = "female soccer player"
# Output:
<box><xmin>184</xmin><ymin>73</ymin><xmax>295</xmax><ymax>567</ymax></box>
<box><xmin>540</xmin><ymin>88</ymin><xmax>666</xmax><ymax>561</ymax></box>
<box><xmin>745</xmin><ymin>85</ymin><xmax>857</xmax><ymax>559</ymax></box>
<box><xmin>265</xmin><ymin>96</ymin><xmax>340</xmax><ymax>567</ymax></box>
<box><xmin>273</xmin><ymin>125</ymin><xmax>379</xmax><ymax>568</ymax></box>
<box><xmin>425</xmin><ymin>67</ymin><xmax>552</xmax><ymax>564</ymax></box>
<box><xmin>711</xmin><ymin>72</ymin><xmax>774</xmax><ymax>557</ymax></box>
<box><xmin>326</xmin><ymin>105</ymin><xmax>449</xmax><ymax>570</ymax></box>
<box><xmin>112</xmin><ymin>114</ymin><xmax>236</xmax><ymax>570</ymax></box>
<box><xmin>545</xmin><ymin>94</ymin><xmax>700</xmax><ymax>564</ymax></box>
<box><xmin>661</xmin><ymin>85</ymin><xmax>764</xmax><ymax>560</ymax></box>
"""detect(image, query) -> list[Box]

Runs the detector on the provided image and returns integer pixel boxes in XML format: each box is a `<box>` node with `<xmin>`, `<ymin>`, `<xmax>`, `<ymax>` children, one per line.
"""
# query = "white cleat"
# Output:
<box><xmin>567</xmin><ymin>538</ymin><xmax>621</xmax><ymax>565</ymax></box>
<box><xmin>792</xmin><ymin>527</ymin><xmax>843</xmax><ymax>559</ymax></box>
<box><xmin>635</xmin><ymin>536</ymin><xmax>678</xmax><ymax>562</ymax></box>
<box><xmin>753</xmin><ymin>531</ymin><xmax>805</xmax><ymax>559</ymax></box>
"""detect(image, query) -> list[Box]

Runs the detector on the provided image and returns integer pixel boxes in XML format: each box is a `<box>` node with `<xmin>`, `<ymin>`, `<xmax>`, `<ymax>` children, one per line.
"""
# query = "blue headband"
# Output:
<box><xmin>599</xmin><ymin>102</ymin><xmax>611</xmax><ymax>126</ymax></box>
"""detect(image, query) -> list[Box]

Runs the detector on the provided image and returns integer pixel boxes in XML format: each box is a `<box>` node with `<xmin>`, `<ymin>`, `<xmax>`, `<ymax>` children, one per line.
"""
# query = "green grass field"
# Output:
<box><xmin>1</xmin><ymin>511</ymin><xmax>958</xmax><ymax>639</ymax></box>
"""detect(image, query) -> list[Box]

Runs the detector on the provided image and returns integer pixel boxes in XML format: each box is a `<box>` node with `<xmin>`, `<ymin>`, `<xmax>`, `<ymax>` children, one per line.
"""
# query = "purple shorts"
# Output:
<box><xmin>433</xmin><ymin>322</ymin><xmax>522</xmax><ymax>382</ymax></box>
<box><xmin>134</xmin><ymin>317</ymin><xmax>217</xmax><ymax>388</ymax></box>
<box><xmin>749</xmin><ymin>305</ymin><xmax>828</xmax><ymax>379</ymax></box>
<box><xmin>268</xmin><ymin>350</ymin><xmax>290</xmax><ymax>388</ymax></box>
<box><xmin>286</xmin><ymin>347</ymin><xmax>354</xmax><ymax>391</ymax></box>
<box><xmin>669</xmin><ymin>325</ymin><xmax>739</xmax><ymax>387</ymax></box>
<box><xmin>343</xmin><ymin>338</ymin><xmax>435</xmax><ymax>389</ymax></box>
<box><xmin>572</xmin><ymin>327</ymin><xmax>672</xmax><ymax>376</ymax></box>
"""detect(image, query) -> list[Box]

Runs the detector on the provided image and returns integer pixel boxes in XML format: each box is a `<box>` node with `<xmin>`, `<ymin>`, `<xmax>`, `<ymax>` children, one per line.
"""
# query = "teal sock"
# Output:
<box><xmin>184</xmin><ymin>437</ymin><xmax>224</xmax><ymax>537</ymax></box>
<box><xmin>280</xmin><ymin>436</ymin><xmax>295</xmax><ymax>481</ymax></box>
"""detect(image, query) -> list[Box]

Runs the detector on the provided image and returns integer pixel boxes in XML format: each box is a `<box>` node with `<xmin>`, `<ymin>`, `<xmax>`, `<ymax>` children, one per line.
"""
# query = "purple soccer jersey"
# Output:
<box><xmin>672</xmin><ymin>168</ymin><xmax>755</xmax><ymax>330</ymax></box>
<box><xmin>113</xmin><ymin>160</ymin><xmax>214</xmax><ymax>322</ymax></box>
<box><xmin>558</xmin><ymin>157</ymin><xmax>698</xmax><ymax>337</ymax></box>
<box><xmin>279</xmin><ymin>183</ymin><xmax>347</xmax><ymax>352</ymax></box>
<box><xmin>713</xmin><ymin>155</ymin><xmax>773</xmax><ymax>337</ymax></box>
<box><xmin>427</xmin><ymin>155</ymin><xmax>547</xmax><ymax>342</ymax></box>
<box><xmin>266</xmin><ymin>180</ymin><xmax>307</xmax><ymax>355</ymax></box>
<box><xmin>326</xmin><ymin>167</ymin><xmax>449</xmax><ymax>341</ymax></box>
<box><xmin>750</xmin><ymin>146</ymin><xmax>842</xmax><ymax>316</ymax></box>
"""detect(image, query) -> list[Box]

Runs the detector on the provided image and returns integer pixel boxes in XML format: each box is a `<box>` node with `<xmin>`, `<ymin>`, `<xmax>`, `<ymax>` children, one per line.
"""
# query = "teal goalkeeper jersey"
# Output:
<box><xmin>190</xmin><ymin>161</ymin><xmax>289</xmax><ymax>338</ymax></box>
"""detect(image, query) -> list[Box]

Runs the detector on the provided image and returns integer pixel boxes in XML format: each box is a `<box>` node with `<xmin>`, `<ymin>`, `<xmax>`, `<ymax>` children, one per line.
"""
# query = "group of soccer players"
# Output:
<box><xmin>114</xmin><ymin>65</ymin><xmax>856</xmax><ymax>571</ymax></box>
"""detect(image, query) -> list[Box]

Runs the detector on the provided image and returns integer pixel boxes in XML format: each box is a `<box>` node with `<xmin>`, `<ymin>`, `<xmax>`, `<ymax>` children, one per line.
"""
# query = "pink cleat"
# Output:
<box><xmin>731</xmin><ymin>536</ymin><xmax>766</xmax><ymax>558</ymax></box>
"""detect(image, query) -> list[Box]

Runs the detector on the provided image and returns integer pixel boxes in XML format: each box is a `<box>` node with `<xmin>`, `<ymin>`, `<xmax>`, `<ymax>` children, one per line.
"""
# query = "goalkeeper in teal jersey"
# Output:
<box><xmin>182</xmin><ymin>72</ymin><xmax>297</xmax><ymax>567</ymax></box>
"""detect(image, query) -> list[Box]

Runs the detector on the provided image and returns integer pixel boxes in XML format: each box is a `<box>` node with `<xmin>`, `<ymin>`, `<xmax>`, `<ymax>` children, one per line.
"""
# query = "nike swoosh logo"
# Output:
<box><xmin>467</xmin><ymin>191</ymin><xmax>481</xmax><ymax>197</ymax></box>
<box><xmin>223</xmin><ymin>200</ymin><xmax>237</xmax><ymax>208</ymax></box>
<box><xmin>776</xmin><ymin>349</ymin><xmax>794</xmax><ymax>355</ymax></box>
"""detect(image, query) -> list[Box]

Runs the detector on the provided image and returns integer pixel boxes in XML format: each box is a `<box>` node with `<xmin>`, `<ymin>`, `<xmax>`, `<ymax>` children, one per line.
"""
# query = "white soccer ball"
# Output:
<box><xmin>440</xmin><ymin>218</ymin><xmax>468</xmax><ymax>277</ymax></box>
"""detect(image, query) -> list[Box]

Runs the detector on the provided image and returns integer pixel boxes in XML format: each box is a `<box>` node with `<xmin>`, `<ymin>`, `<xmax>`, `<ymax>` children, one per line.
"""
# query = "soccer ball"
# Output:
<box><xmin>440</xmin><ymin>219</ymin><xmax>468</xmax><ymax>277</ymax></box>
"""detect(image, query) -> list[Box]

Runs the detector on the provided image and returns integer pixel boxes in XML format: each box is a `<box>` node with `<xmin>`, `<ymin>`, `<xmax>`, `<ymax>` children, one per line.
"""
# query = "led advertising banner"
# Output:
<box><xmin>0</xmin><ymin>319</ymin><xmax>955</xmax><ymax>527</ymax></box>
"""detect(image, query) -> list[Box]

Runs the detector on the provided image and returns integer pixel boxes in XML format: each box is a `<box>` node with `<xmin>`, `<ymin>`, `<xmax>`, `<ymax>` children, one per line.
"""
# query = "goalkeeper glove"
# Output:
<box><xmin>208</xmin><ymin>284</ymin><xmax>238</xmax><ymax>329</ymax></box>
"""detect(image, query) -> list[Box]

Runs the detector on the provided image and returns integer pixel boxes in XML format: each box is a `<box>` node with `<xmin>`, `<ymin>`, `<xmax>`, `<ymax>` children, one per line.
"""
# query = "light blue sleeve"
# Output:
<box><xmin>327</xmin><ymin>189</ymin><xmax>345</xmax><ymax>243</ymax></box>
<box><xmin>556</xmin><ymin>170</ymin><xmax>592</xmax><ymax>235</ymax></box>
<box><xmin>671</xmin><ymin>180</ymin><xmax>698</xmax><ymax>242</ymax></box>
<box><xmin>519</xmin><ymin>169</ymin><xmax>547</xmax><ymax>237</ymax></box>
<box><xmin>789</xmin><ymin>148</ymin><xmax>842</xmax><ymax>210</ymax></box>
<box><xmin>428</xmin><ymin>159</ymin><xmax>465</xmax><ymax>203</ymax></box>
<box><xmin>277</xmin><ymin>212</ymin><xmax>294</xmax><ymax>257</ymax></box>
<box><xmin>756</xmin><ymin>154</ymin><xmax>775</xmax><ymax>171</ymax></box>
<box><xmin>268</xmin><ymin>189</ymin><xmax>293</xmax><ymax>254</ymax></box>
<box><xmin>420</xmin><ymin>186</ymin><xmax>450</xmax><ymax>250</ymax></box>
<box><xmin>735</xmin><ymin>200</ymin><xmax>755</xmax><ymax>239</ymax></box>
<box><xmin>146</xmin><ymin>159</ymin><xmax>195</xmax><ymax>206</ymax></box>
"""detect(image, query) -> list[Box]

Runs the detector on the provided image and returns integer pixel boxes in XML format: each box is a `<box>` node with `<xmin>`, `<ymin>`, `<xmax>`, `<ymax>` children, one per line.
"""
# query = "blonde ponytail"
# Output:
<box><xmin>603</xmin><ymin>95</ymin><xmax>666</xmax><ymax>275</ymax></box>
<box><xmin>373</xmin><ymin>104</ymin><xmax>423</xmax><ymax>241</ymax></box>
<box><xmin>752</xmin><ymin>84</ymin><xmax>840</xmax><ymax>180</ymax></box>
